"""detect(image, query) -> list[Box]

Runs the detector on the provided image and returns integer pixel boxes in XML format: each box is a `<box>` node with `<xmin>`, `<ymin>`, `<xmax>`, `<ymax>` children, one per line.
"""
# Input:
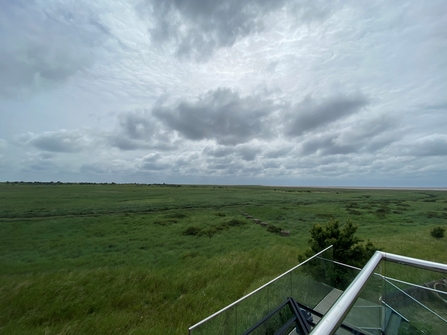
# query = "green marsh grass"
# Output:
<box><xmin>1</xmin><ymin>183</ymin><xmax>446</xmax><ymax>334</ymax></box>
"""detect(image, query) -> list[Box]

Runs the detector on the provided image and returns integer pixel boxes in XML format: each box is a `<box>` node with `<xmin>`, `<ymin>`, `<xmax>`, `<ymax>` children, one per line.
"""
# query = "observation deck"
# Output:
<box><xmin>189</xmin><ymin>245</ymin><xmax>447</xmax><ymax>335</ymax></box>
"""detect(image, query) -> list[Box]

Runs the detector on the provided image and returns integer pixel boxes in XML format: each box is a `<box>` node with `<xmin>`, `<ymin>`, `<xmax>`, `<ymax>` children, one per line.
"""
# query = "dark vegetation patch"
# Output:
<box><xmin>153</xmin><ymin>219</ymin><xmax>178</xmax><ymax>226</ymax></box>
<box><xmin>315</xmin><ymin>213</ymin><xmax>335</xmax><ymax>219</ymax></box>
<box><xmin>426</xmin><ymin>211</ymin><xmax>447</xmax><ymax>219</ymax></box>
<box><xmin>266</xmin><ymin>225</ymin><xmax>283</xmax><ymax>235</ymax></box>
<box><xmin>183</xmin><ymin>226</ymin><xmax>202</xmax><ymax>236</ymax></box>
<box><xmin>375</xmin><ymin>206</ymin><xmax>391</xmax><ymax>219</ymax></box>
<box><xmin>183</xmin><ymin>219</ymin><xmax>248</xmax><ymax>238</ymax></box>
<box><xmin>430</xmin><ymin>226</ymin><xmax>445</xmax><ymax>239</ymax></box>
<box><xmin>167</xmin><ymin>212</ymin><xmax>187</xmax><ymax>219</ymax></box>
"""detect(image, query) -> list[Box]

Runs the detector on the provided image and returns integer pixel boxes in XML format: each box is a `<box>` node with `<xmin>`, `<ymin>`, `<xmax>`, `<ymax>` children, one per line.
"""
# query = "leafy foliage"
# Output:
<box><xmin>302</xmin><ymin>219</ymin><xmax>378</xmax><ymax>268</ymax></box>
<box><xmin>182</xmin><ymin>219</ymin><xmax>247</xmax><ymax>238</ymax></box>
<box><xmin>299</xmin><ymin>219</ymin><xmax>379</xmax><ymax>289</ymax></box>
<box><xmin>183</xmin><ymin>226</ymin><xmax>202</xmax><ymax>236</ymax></box>
<box><xmin>266</xmin><ymin>225</ymin><xmax>282</xmax><ymax>235</ymax></box>
<box><xmin>430</xmin><ymin>226</ymin><xmax>445</xmax><ymax>239</ymax></box>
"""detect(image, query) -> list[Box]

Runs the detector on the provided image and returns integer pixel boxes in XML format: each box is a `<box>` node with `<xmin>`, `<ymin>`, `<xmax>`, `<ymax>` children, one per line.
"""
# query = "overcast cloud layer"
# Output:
<box><xmin>1</xmin><ymin>0</ymin><xmax>446</xmax><ymax>186</ymax></box>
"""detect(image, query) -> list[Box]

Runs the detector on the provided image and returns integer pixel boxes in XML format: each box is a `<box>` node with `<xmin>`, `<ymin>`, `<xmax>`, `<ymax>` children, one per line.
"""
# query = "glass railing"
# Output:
<box><xmin>331</xmin><ymin>255</ymin><xmax>447</xmax><ymax>335</ymax></box>
<box><xmin>189</xmin><ymin>245</ymin><xmax>348</xmax><ymax>335</ymax></box>
<box><xmin>382</xmin><ymin>268</ymin><xmax>447</xmax><ymax>335</ymax></box>
<box><xmin>190</xmin><ymin>249</ymin><xmax>447</xmax><ymax>335</ymax></box>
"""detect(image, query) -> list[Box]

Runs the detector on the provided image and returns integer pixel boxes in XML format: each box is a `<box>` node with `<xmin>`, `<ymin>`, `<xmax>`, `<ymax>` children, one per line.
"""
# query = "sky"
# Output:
<box><xmin>0</xmin><ymin>0</ymin><xmax>446</xmax><ymax>186</ymax></box>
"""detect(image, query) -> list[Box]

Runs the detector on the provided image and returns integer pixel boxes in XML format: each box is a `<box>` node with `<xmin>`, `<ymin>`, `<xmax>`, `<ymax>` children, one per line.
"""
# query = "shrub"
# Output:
<box><xmin>183</xmin><ymin>226</ymin><xmax>202</xmax><ymax>236</ymax></box>
<box><xmin>154</xmin><ymin>219</ymin><xmax>177</xmax><ymax>226</ymax></box>
<box><xmin>227</xmin><ymin>219</ymin><xmax>246</xmax><ymax>226</ymax></box>
<box><xmin>375</xmin><ymin>206</ymin><xmax>390</xmax><ymax>219</ymax></box>
<box><xmin>299</xmin><ymin>219</ymin><xmax>379</xmax><ymax>288</ymax></box>
<box><xmin>203</xmin><ymin>228</ymin><xmax>217</xmax><ymax>238</ymax></box>
<box><xmin>168</xmin><ymin>213</ymin><xmax>187</xmax><ymax>219</ymax></box>
<box><xmin>347</xmin><ymin>209</ymin><xmax>362</xmax><ymax>215</ymax></box>
<box><xmin>430</xmin><ymin>226</ymin><xmax>445</xmax><ymax>239</ymax></box>
<box><xmin>266</xmin><ymin>225</ymin><xmax>282</xmax><ymax>235</ymax></box>
<box><xmin>427</xmin><ymin>212</ymin><xmax>439</xmax><ymax>219</ymax></box>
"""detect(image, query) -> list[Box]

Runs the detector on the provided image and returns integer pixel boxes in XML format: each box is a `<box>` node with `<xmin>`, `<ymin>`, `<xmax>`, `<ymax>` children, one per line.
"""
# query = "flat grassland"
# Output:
<box><xmin>0</xmin><ymin>183</ymin><xmax>446</xmax><ymax>334</ymax></box>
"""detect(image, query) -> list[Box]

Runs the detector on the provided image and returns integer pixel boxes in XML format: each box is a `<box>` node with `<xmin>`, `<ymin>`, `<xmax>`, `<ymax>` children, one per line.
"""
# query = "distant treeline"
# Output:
<box><xmin>2</xmin><ymin>181</ymin><xmax>185</xmax><ymax>187</ymax></box>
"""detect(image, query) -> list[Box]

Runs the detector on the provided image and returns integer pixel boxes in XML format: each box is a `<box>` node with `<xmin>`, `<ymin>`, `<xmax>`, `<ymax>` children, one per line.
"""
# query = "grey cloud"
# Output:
<box><xmin>236</xmin><ymin>145</ymin><xmax>261</xmax><ymax>161</ymax></box>
<box><xmin>265</xmin><ymin>147</ymin><xmax>292</xmax><ymax>158</ymax></box>
<box><xmin>298</xmin><ymin>119</ymin><xmax>399</xmax><ymax>157</ymax></box>
<box><xmin>119</xmin><ymin>111</ymin><xmax>155</xmax><ymax>140</ymax></box>
<box><xmin>172</xmin><ymin>153</ymin><xmax>200</xmax><ymax>170</ymax></box>
<box><xmin>16</xmin><ymin>130</ymin><xmax>94</xmax><ymax>153</ymax></box>
<box><xmin>80</xmin><ymin>164</ymin><xmax>109</xmax><ymax>174</ymax></box>
<box><xmin>299</xmin><ymin>134</ymin><xmax>359</xmax><ymax>156</ymax></box>
<box><xmin>299</xmin><ymin>135</ymin><xmax>334</xmax><ymax>156</ymax></box>
<box><xmin>109</xmin><ymin>135</ymin><xmax>178</xmax><ymax>152</ymax></box>
<box><xmin>285</xmin><ymin>94</ymin><xmax>369</xmax><ymax>137</ymax></box>
<box><xmin>203</xmin><ymin>143</ymin><xmax>261</xmax><ymax>161</ymax></box>
<box><xmin>145</xmin><ymin>0</ymin><xmax>284</xmax><ymax>59</ymax></box>
<box><xmin>139</xmin><ymin>153</ymin><xmax>169</xmax><ymax>171</ymax></box>
<box><xmin>153</xmin><ymin>88</ymin><xmax>277</xmax><ymax>145</ymax></box>
<box><xmin>333</xmin><ymin>114</ymin><xmax>401</xmax><ymax>154</ymax></box>
<box><xmin>108</xmin><ymin>137</ymin><xmax>152</xmax><ymax>151</ymax></box>
<box><xmin>0</xmin><ymin>1</ymin><xmax>108</xmax><ymax>98</ymax></box>
<box><xmin>207</xmin><ymin>160</ymin><xmax>244</xmax><ymax>172</ymax></box>
<box><xmin>0</xmin><ymin>139</ymin><xmax>7</xmax><ymax>151</ymax></box>
<box><xmin>335</xmin><ymin>114</ymin><xmax>398</xmax><ymax>146</ymax></box>
<box><xmin>299</xmin><ymin>136</ymin><xmax>330</xmax><ymax>155</ymax></box>
<box><xmin>18</xmin><ymin>152</ymin><xmax>59</xmax><ymax>173</ymax></box>
<box><xmin>299</xmin><ymin>115</ymin><xmax>404</xmax><ymax>157</ymax></box>
<box><xmin>363</xmin><ymin>134</ymin><xmax>398</xmax><ymax>153</ymax></box>
<box><xmin>202</xmin><ymin>145</ymin><xmax>234</xmax><ymax>157</ymax></box>
<box><xmin>29</xmin><ymin>161</ymin><xmax>54</xmax><ymax>172</ymax></box>
<box><xmin>262</xmin><ymin>161</ymin><xmax>281</xmax><ymax>169</ymax></box>
<box><xmin>407</xmin><ymin>135</ymin><xmax>447</xmax><ymax>157</ymax></box>
<box><xmin>110</xmin><ymin>111</ymin><xmax>179</xmax><ymax>151</ymax></box>
<box><xmin>425</xmin><ymin>102</ymin><xmax>447</xmax><ymax>110</ymax></box>
<box><xmin>143</xmin><ymin>0</ymin><xmax>334</xmax><ymax>60</ymax></box>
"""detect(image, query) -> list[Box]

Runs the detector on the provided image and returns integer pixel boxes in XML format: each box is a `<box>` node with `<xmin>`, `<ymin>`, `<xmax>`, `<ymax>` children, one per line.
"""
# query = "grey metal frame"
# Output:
<box><xmin>310</xmin><ymin>251</ymin><xmax>447</xmax><ymax>335</ymax></box>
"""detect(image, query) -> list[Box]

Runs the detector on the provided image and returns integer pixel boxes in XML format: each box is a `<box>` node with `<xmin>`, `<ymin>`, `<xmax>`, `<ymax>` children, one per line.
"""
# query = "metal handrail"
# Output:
<box><xmin>321</xmin><ymin>257</ymin><xmax>447</xmax><ymax>297</ymax></box>
<box><xmin>188</xmin><ymin>245</ymin><xmax>334</xmax><ymax>332</ymax></box>
<box><xmin>310</xmin><ymin>251</ymin><xmax>447</xmax><ymax>335</ymax></box>
<box><xmin>383</xmin><ymin>276</ymin><xmax>447</xmax><ymax>297</ymax></box>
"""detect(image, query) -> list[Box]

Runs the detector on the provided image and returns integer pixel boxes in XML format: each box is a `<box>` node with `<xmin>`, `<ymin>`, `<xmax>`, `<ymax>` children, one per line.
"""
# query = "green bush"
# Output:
<box><xmin>183</xmin><ymin>226</ymin><xmax>202</xmax><ymax>236</ymax></box>
<box><xmin>227</xmin><ymin>219</ymin><xmax>246</xmax><ymax>226</ymax></box>
<box><xmin>299</xmin><ymin>219</ymin><xmax>379</xmax><ymax>289</ymax></box>
<box><xmin>430</xmin><ymin>226</ymin><xmax>445</xmax><ymax>239</ymax></box>
<box><xmin>266</xmin><ymin>225</ymin><xmax>282</xmax><ymax>235</ymax></box>
<box><xmin>168</xmin><ymin>213</ymin><xmax>187</xmax><ymax>219</ymax></box>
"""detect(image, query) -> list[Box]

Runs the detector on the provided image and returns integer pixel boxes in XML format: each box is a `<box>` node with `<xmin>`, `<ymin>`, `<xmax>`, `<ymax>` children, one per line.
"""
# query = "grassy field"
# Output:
<box><xmin>0</xmin><ymin>183</ymin><xmax>446</xmax><ymax>334</ymax></box>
